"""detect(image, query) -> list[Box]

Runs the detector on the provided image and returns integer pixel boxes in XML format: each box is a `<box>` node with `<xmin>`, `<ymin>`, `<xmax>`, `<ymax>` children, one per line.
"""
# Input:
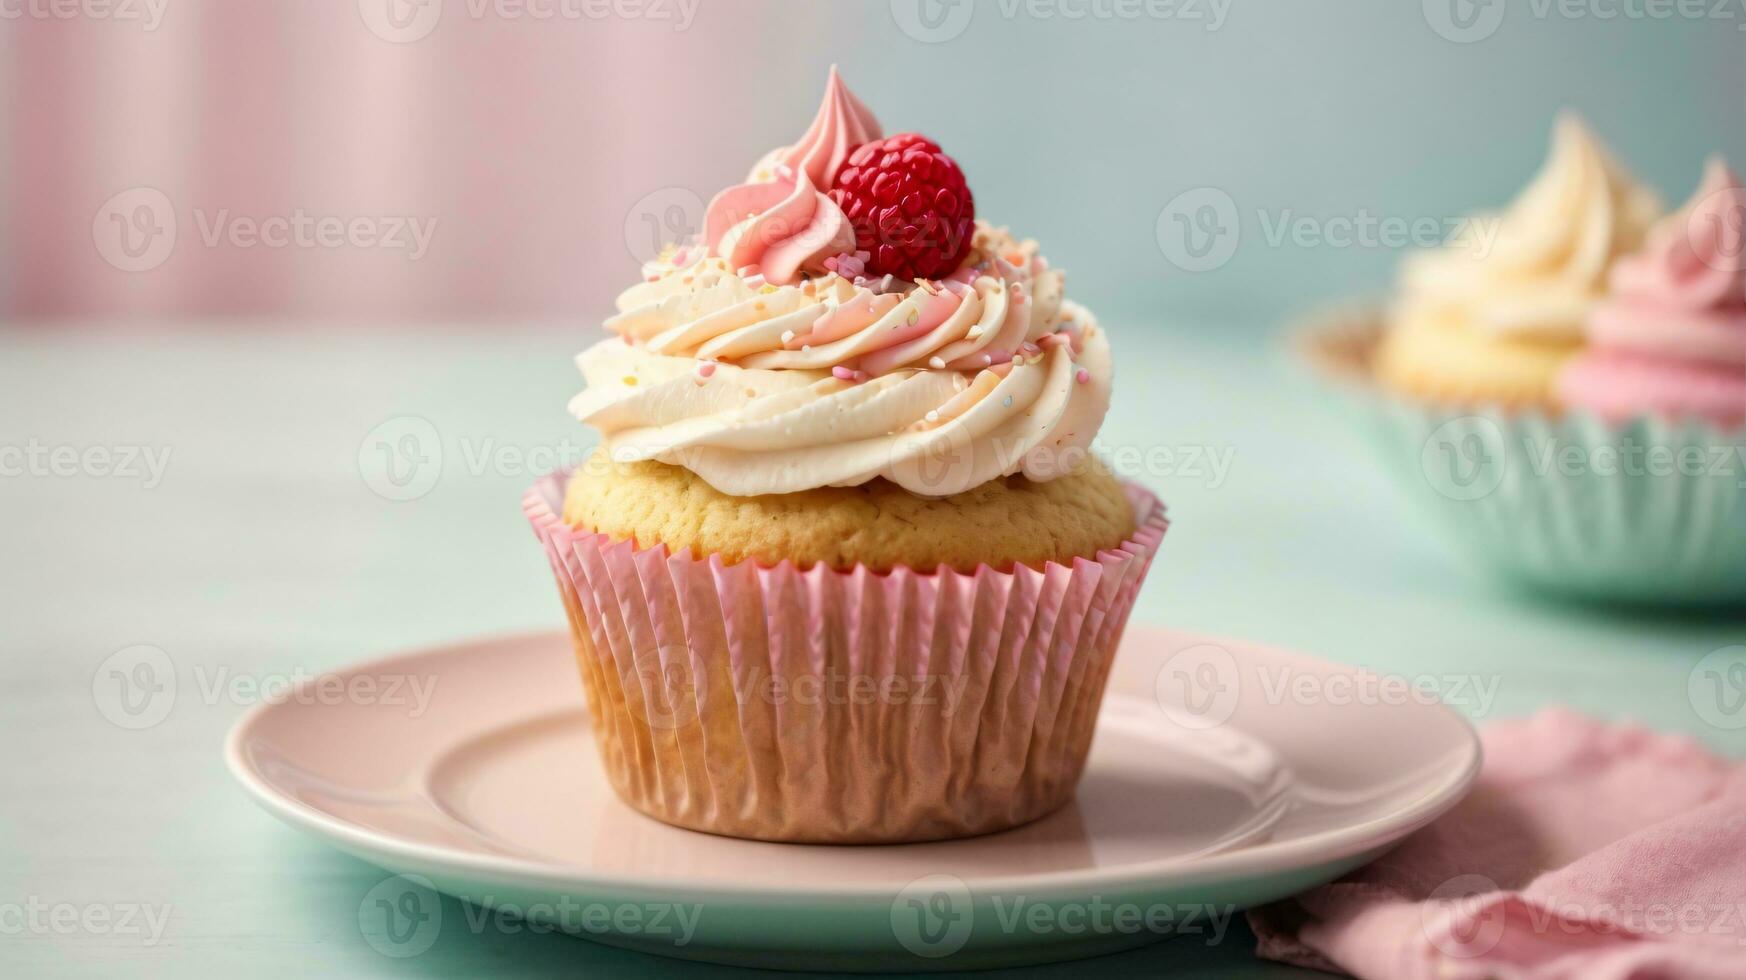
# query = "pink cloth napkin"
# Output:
<box><xmin>1249</xmin><ymin>707</ymin><xmax>1746</xmax><ymax>979</ymax></box>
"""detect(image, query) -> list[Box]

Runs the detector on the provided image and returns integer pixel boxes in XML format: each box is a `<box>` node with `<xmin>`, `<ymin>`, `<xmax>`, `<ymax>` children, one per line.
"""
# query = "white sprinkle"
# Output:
<box><xmin>925</xmin><ymin>411</ymin><xmax>939</xmax><ymax>423</ymax></box>
<box><xmin>781</xmin><ymin>330</ymin><xmax>796</xmax><ymax>344</ymax></box>
<box><xmin>928</xmin><ymin>356</ymin><xmax>946</xmax><ymax>370</ymax></box>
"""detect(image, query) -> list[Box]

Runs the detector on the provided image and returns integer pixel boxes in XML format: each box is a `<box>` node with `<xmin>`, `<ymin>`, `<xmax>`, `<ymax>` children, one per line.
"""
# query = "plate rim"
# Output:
<box><xmin>225</xmin><ymin>627</ymin><xmax>1482</xmax><ymax>901</ymax></box>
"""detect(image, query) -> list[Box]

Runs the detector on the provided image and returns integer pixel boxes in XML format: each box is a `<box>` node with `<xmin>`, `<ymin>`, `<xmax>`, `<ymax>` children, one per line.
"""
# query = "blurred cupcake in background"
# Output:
<box><xmin>1374</xmin><ymin>114</ymin><xmax>1662</xmax><ymax>411</ymax></box>
<box><xmin>1301</xmin><ymin>118</ymin><xmax>1746</xmax><ymax>606</ymax></box>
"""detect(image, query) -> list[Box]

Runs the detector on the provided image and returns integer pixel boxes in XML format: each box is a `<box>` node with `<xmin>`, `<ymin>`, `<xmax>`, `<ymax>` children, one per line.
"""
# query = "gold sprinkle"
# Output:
<box><xmin>622</xmin><ymin>376</ymin><xmax>638</xmax><ymax>386</ymax></box>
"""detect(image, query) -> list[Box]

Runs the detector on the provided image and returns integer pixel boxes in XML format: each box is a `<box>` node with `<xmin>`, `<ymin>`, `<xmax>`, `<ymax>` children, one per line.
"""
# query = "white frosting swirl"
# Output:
<box><xmin>572</xmin><ymin>224</ymin><xmax>1110</xmax><ymax>497</ymax></box>
<box><xmin>1396</xmin><ymin>114</ymin><xmax>1662</xmax><ymax>343</ymax></box>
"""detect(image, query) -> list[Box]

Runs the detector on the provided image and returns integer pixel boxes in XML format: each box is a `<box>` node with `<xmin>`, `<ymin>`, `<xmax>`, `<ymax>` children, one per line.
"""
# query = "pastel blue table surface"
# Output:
<box><xmin>3</xmin><ymin>321</ymin><xmax>1740</xmax><ymax>978</ymax></box>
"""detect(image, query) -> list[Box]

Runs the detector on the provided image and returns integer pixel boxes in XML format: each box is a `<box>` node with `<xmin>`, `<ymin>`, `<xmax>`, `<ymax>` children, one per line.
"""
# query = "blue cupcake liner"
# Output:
<box><xmin>1305</xmin><ymin>309</ymin><xmax>1746</xmax><ymax>606</ymax></box>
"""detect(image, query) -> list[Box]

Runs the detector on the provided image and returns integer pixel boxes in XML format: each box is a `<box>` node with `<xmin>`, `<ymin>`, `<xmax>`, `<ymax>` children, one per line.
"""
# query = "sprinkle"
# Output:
<box><xmin>802</xmin><ymin>345</ymin><xmax>812</xmax><ymax>353</ymax></box>
<box><xmin>981</xmin><ymin>354</ymin><xmax>992</xmax><ymax>366</ymax></box>
<box><xmin>622</xmin><ymin>375</ymin><xmax>639</xmax><ymax>386</ymax></box>
<box><xmin>1076</xmin><ymin>369</ymin><xmax>1090</xmax><ymax>385</ymax></box>
<box><xmin>968</xmin><ymin>326</ymin><xmax>984</xmax><ymax>339</ymax></box>
<box><xmin>824</xmin><ymin>250</ymin><xmax>869</xmax><ymax>279</ymax></box>
<box><xmin>928</xmin><ymin>356</ymin><xmax>946</xmax><ymax>370</ymax></box>
<box><xmin>1020</xmin><ymin>342</ymin><xmax>1041</xmax><ymax>357</ymax></box>
<box><xmin>781</xmin><ymin>330</ymin><xmax>796</xmax><ymax>344</ymax></box>
<box><xmin>925</xmin><ymin>410</ymin><xmax>939</xmax><ymax>423</ymax></box>
<box><xmin>695</xmin><ymin>362</ymin><xmax>717</xmax><ymax>379</ymax></box>
<box><xmin>831</xmin><ymin>366</ymin><xmax>867</xmax><ymax>383</ymax></box>
<box><xmin>1002</xmin><ymin>395</ymin><xmax>1013</xmax><ymax>408</ymax></box>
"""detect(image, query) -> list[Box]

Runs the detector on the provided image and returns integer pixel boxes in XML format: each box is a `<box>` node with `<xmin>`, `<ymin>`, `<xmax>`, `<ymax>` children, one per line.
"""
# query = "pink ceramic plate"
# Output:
<box><xmin>226</xmin><ymin>627</ymin><xmax>1480</xmax><ymax>972</ymax></box>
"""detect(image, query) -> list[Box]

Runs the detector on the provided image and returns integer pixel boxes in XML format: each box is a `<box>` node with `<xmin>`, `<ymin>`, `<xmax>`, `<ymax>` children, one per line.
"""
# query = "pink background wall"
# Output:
<box><xmin>6</xmin><ymin>1</ymin><xmax>834</xmax><ymax>321</ymax></box>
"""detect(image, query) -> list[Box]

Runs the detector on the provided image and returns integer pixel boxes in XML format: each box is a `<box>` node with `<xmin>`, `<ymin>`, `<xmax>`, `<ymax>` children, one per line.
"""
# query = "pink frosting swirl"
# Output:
<box><xmin>1589</xmin><ymin>157</ymin><xmax>1746</xmax><ymax>367</ymax></box>
<box><xmin>702</xmin><ymin>66</ymin><xmax>880</xmax><ymax>286</ymax></box>
<box><xmin>761</xmin><ymin>64</ymin><xmax>881</xmax><ymax>189</ymax></box>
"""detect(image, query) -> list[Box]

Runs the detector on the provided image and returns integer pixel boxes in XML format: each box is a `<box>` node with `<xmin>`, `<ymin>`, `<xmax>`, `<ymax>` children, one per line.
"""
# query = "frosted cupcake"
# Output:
<box><xmin>524</xmin><ymin>69</ymin><xmax>1166</xmax><ymax>843</ymax></box>
<box><xmin>1374</xmin><ymin>115</ymin><xmax>1661</xmax><ymax>410</ymax></box>
<box><xmin>1301</xmin><ymin>117</ymin><xmax>1746</xmax><ymax>604</ymax></box>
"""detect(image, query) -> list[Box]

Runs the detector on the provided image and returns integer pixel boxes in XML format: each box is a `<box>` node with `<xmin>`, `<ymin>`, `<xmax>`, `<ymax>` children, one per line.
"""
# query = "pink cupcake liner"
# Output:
<box><xmin>524</xmin><ymin>469</ymin><xmax>1168</xmax><ymax>844</ymax></box>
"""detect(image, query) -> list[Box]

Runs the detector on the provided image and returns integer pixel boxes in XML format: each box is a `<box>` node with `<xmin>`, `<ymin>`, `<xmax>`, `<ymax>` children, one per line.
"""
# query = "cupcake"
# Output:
<box><xmin>524</xmin><ymin>68</ymin><xmax>1166</xmax><ymax>843</ymax></box>
<box><xmin>1374</xmin><ymin>114</ymin><xmax>1661</xmax><ymax>410</ymax></box>
<box><xmin>1303</xmin><ymin>123</ymin><xmax>1746</xmax><ymax>605</ymax></box>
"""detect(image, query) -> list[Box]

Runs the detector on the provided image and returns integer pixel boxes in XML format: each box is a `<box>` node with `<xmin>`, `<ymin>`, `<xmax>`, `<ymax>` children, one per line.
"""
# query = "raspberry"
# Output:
<box><xmin>828</xmin><ymin>133</ymin><xmax>975</xmax><ymax>281</ymax></box>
